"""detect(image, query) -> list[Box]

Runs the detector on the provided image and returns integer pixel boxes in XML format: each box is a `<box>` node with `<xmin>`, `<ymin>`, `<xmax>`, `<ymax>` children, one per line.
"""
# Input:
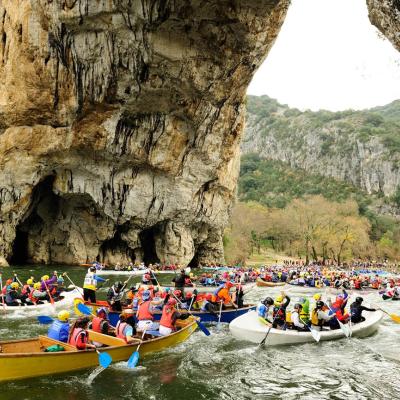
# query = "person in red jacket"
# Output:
<box><xmin>69</xmin><ymin>317</ymin><xmax>96</xmax><ymax>350</ymax></box>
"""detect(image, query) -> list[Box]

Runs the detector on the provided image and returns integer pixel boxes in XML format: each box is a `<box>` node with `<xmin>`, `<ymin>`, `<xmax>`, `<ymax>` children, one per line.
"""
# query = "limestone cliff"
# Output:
<box><xmin>0</xmin><ymin>0</ymin><xmax>290</xmax><ymax>266</ymax></box>
<box><xmin>243</xmin><ymin>96</ymin><xmax>400</xmax><ymax>199</ymax></box>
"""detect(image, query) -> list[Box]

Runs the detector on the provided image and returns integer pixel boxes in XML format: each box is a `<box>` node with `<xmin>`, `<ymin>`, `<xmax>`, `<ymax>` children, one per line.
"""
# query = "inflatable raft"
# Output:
<box><xmin>229</xmin><ymin>309</ymin><xmax>383</xmax><ymax>346</ymax></box>
<box><xmin>256</xmin><ymin>279</ymin><xmax>286</xmax><ymax>287</ymax></box>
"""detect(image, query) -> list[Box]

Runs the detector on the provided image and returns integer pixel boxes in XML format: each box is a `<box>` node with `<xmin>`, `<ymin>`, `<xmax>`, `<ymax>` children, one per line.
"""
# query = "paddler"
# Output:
<box><xmin>350</xmin><ymin>297</ymin><xmax>377</xmax><ymax>323</ymax></box>
<box><xmin>159</xmin><ymin>298</ymin><xmax>190</xmax><ymax>336</ymax></box>
<box><xmin>116</xmin><ymin>309</ymin><xmax>137</xmax><ymax>343</ymax></box>
<box><xmin>5</xmin><ymin>282</ymin><xmax>26</xmax><ymax>306</ymax></box>
<box><xmin>107</xmin><ymin>281</ymin><xmax>127</xmax><ymax>311</ymax></box>
<box><xmin>47</xmin><ymin>310</ymin><xmax>70</xmax><ymax>343</ymax></box>
<box><xmin>30</xmin><ymin>282</ymin><xmax>49</xmax><ymax>304</ymax></box>
<box><xmin>136</xmin><ymin>290</ymin><xmax>162</xmax><ymax>331</ymax></box>
<box><xmin>214</xmin><ymin>281</ymin><xmax>238</xmax><ymax>309</ymax></box>
<box><xmin>298</xmin><ymin>297</ymin><xmax>310</xmax><ymax>325</ymax></box>
<box><xmin>171</xmin><ymin>269</ymin><xmax>189</xmax><ymax>291</ymax></box>
<box><xmin>89</xmin><ymin>307</ymin><xmax>112</xmax><ymax>335</ymax></box>
<box><xmin>83</xmin><ymin>266</ymin><xmax>107</xmax><ymax>303</ymax></box>
<box><xmin>201</xmin><ymin>293</ymin><xmax>218</xmax><ymax>315</ymax></box>
<box><xmin>311</xmin><ymin>301</ymin><xmax>334</xmax><ymax>330</ymax></box>
<box><xmin>290</xmin><ymin>304</ymin><xmax>308</xmax><ymax>331</ymax></box>
<box><xmin>257</xmin><ymin>297</ymin><xmax>274</xmax><ymax>323</ymax></box>
<box><xmin>272</xmin><ymin>292</ymin><xmax>290</xmax><ymax>329</ymax></box>
<box><xmin>68</xmin><ymin>316</ymin><xmax>96</xmax><ymax>350</ymax></box>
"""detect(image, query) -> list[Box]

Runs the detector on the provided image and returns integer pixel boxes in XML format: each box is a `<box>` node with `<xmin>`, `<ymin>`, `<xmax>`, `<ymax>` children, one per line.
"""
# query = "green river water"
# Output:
<box><xmin>0</xmin><ymin>265</ymin><xmax>399</xmax><ymax>400</ymax></box>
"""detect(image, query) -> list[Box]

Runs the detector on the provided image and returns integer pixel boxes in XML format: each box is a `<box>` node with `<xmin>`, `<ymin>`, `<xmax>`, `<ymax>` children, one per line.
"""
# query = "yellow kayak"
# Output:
<box><xmin>0</xmin><ymin>317</ymin><xmax>197</xmax><ymax>382</ymax></box>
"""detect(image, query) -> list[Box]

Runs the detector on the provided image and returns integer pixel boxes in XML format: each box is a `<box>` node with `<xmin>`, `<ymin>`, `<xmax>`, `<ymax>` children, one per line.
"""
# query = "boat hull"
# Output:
<box><xmin>256</xmin><ymin>279</ymin><xmax>286</xmax><ymax>287</ymax></box>
<box><xmin>0</xmin><ymin>288</ymin><xmax>82</xmax><ymax>313</ymax></box>
<box><xmin>85</xmin><ymin>301</ymin><xmax>256</xmax><ymax>326</ymax></box>
<box><xmin>0</xmin><ymin>319</ymin><xmax>197</xmax><ymax>382</ymax></box>
<box><xmin>229</xmin><ymin>310</ymin><xmax>383</xmax><ymax>346</ymax></box>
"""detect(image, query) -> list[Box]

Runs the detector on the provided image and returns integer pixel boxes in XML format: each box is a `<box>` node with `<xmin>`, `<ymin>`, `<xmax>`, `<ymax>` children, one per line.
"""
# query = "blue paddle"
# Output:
<box><xmin>170</xmin><ymin>292</ymin><xmax>210</xmax><ymax>336</ymax></box>
<box><xmin>96</xmin><ymin>349</ymin><xmax>112</xmax><ymax>368</ymax></box>
<box><xmin>77</xmin><ymin>302</ymin><xmax>95</xmax><ymax>316</ymax></box>
<box><xmin>127</xmin><ymin>328</ymin><xmax>147</xmax><ymax>368</ymax></box>
<box><xmin>37</xmin><ymin>315</ymin><xmax>54</xmax><ymax>324</ymax></box>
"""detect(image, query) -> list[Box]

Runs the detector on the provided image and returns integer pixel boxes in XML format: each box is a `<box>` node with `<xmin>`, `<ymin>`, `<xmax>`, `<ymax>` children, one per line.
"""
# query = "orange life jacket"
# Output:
<box><xmin>137</xmin><ymin>300</ymin><xmax>153</xmax><ymax>321</ymax></box>
<box><xmin>160</xmin><ymin>306</ymin><xmax>175</xmax><ymax>329</ymax></box>
<box><xmin>68</xmin><ymin>328</ymin><xmax>85</xmax><ymax>346</ymax></box>
<box><xmin>91</xmin><ymin>317</ymin><xmax>104</xmax><ymax>333</ymax></box>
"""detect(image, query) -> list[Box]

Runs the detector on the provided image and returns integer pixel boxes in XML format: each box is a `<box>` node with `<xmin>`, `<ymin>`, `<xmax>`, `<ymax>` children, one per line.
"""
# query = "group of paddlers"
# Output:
<box><xmin>0</xmin><ymin>272</ymin><xmax>67</xmax><ymax>306</ymax></box>
<box><xmin>256</xmin><ymin>290</ymin><xmax>378</xmax><ymax>331</ymax></box>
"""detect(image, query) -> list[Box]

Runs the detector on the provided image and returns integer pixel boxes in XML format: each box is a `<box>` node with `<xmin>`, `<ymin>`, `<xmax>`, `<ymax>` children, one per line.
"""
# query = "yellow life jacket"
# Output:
<box><xmin>311</xmin><ymin>309</ymin><xmax>320</xmax><ymax>326</ymax></box>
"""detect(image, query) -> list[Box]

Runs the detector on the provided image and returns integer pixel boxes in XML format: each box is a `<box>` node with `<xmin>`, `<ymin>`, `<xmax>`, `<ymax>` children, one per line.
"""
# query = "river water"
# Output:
<box><xmin>0</xmin><ymin>266</ymin><xmax>399</xmax><ymax>400</ymax></box>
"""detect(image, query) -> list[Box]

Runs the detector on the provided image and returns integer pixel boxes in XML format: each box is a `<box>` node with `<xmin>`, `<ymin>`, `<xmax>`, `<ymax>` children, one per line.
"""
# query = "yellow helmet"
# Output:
<box><xmin>41</xmin><ymin>275</ymin><xmax>49</xmax><ymax>281</ymax></box>
<box><xmin>34</xmin><ymin>282</ymin><xmax>41</xmax><ymax>290</ymax></box>
<box><xmin>313</xmin><ymin>293</ymin><xmax>321</xmax><ymax>301</ymax></box>
<box><xmin>27</xmin><ymin>278</ymin><xmax>34</xmax><ymax>285</ymax></box>
<box><xmin>10</xmin><ymin>282</ymin><xmax>19</xmax><ymax>290</ymax></box>
<box><xmin>57</xmin><ymin>310</ymin><xmax>70</xmax><ymax>322</ymax></box>
<box><xmin>274</xmin><ymin>295</ymin><xmax>283</xmax><ymax>306</ymax></box>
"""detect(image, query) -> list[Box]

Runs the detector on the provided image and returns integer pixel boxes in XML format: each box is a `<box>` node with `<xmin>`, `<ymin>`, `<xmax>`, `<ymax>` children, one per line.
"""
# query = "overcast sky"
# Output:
<box><xmin>247</xmin><ymin>0</ymin><xmax>400</xmax><ymax>111</ymax></box>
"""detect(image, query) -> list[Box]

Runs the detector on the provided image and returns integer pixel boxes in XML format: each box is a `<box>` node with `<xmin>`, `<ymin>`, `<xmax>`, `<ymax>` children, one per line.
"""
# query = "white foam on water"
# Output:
<box><xmin>85</xmin><ymin>366</ymin><xmax>105</xmax><ymax>385</ymax></box>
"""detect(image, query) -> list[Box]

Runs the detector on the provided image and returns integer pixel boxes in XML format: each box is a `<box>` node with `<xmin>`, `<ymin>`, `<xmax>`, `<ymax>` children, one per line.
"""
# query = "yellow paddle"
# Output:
<box><xmin>376</xmin><ymin>307</ymin><xmax>400</xmax><ymax>323</ymax></box>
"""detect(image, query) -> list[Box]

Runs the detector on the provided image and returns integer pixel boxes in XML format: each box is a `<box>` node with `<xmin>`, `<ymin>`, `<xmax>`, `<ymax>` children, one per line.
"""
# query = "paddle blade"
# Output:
<box><xmin>98</xmin><ymin>351</ymin><xmax>112</xmax><ymax>368</ymax></box>
<box><xmin>338</xmin><ymin>321</ymin><xmax>351</xmax><ymax>338</ymax></box>
<box><xmin>77</xmin><ymin>302</ymin><xmax>93</xmax><ymax>316</ymax></box>
<box><xmin>390</xmin><ymin>314</ymin><xmax>400</xmax><ymax>323</ymax></box>
<box><xmin>309</xmin><ymin>327</ymin><xmax>321</xmax><ymax>342</ymax></box>
<box><xmin>127</xmin><ymin>351</ymin><xmax>140</xmax><ymax>368</ymax></box>
<box><xmin>196</xmin><ymin>320</ymin><xmax>211</xmax><ymax>336</ymax></box>
<box><xmin>37</xmin><ymin>316</ymin><xmax>54</xmax><ymax>324</ymax></box>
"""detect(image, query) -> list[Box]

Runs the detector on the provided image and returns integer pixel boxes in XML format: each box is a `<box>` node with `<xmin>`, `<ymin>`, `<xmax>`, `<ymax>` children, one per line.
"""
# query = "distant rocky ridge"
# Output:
<box><xmin>243</xmin><ymin>96</ymin><xmax>400</xmax><ymax>200</ymax></box>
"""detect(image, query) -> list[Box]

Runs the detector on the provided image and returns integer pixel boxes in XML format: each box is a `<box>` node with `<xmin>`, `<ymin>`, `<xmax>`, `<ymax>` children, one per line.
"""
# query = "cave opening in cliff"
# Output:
<box><xmin>9</xmin><ymin>176</ymin><xmax>58</xmax><ymax>265</ymax></box>
<box><xmin>139</xmin><ymin>227</ymin><xmax>160</xmax><ymax>265</ymax></box>
<box><xmin>99</xmin><ymin>230</ymin><xmax>136</xmax><ymax>265</ymax></box>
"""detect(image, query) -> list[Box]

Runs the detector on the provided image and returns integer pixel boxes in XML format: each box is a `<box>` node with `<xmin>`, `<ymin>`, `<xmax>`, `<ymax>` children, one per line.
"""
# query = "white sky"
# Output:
<box><xmin>247</xmin><ymin>0</ymin><xmax>400</xmax><ymax>111</ymax></box>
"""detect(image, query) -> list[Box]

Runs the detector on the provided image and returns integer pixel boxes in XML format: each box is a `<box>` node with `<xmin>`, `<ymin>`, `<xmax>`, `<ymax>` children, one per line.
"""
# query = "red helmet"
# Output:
<box><xmin>206</xmin><ymin>294</ymin><xmax>212</xmax><ymax>301</ymax></box>
<box><xmin>185</xmin><ymin>292</ymin><xmax>192</xmax><ymax>299</ymax></box>
<box><xmin>144</xmin><ymin>274</ymin><xmax>151</xmax><ymax>280</ymax></box>
<box><xmin>173</xmin><ymin>290</ymin><xmax>181</xmax><ymax>297</ymax></box>
<box><xmin>225</xmin><ymin>281</ymin><xmax>234</xmax><ymax>288</ymax></box>
<box><xmin>167</xmin><ymin>298</ymin><xmax>177</xmax><ymax>306</ymax></box>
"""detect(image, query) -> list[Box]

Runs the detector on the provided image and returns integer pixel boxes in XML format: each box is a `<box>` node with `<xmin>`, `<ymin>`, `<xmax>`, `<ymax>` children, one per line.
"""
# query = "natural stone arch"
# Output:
<box><xmin>0</xmin><ymin>0</ymin><xmax>398</xmax><ymax>266</ymax></box>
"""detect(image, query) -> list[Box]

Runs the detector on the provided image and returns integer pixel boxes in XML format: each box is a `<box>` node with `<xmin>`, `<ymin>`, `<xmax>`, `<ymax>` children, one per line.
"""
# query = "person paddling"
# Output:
<box><xmin>159</xmin><ymin>298</ymin><xmax>189</xmax><ymax>336</ymax></box>
<box><xmin>257</xmin><ymin>297</ymin><xmax>274</xmax><ymax>324</ymax></box>
<box><xmin>136</xmin><ymin>290</ymin><xmax>162</xmax><ymax>331</ymax></box>
<box><xmin>83</xmin><ymin>267</ymin><xmax>107</xmax><ymax>303</ymax></box>
<box><xmin>272</xmin><ymin>292</ymin><xmax>290</xmax><ymax>329</ymax></box>
<box><xmin>290</xmin><ymin>303</ymin><xmax>309</xmax><ymax>331</ymax></box>
<box><xmin>68</xmin><ymin>316</ymin><xmax>96</xmax><ymax>350</ymax></box>
<box><xmin>47</xmin><ymin>310</ymin><xmax>70</xmax><ymax>343</ymax></box>
<box><xmin>350</xmin><ymin>297</ymin><xmax>377</xmax><ymax>323</ymax></box>
<box><xmin>116</xmin><ymin>309</ymin><xmax>137</xmax><ymax>343</ymax></box>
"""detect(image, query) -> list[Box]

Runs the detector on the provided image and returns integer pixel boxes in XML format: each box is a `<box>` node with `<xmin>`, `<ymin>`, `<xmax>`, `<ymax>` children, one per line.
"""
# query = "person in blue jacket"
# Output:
<box><xmin>47</xmin><ymin>310</ymin><xmax>70</xmax><ymax>343</ymax></box>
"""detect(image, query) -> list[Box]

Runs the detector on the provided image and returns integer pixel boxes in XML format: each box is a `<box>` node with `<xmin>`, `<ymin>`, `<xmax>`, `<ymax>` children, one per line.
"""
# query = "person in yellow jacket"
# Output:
<box><xmin>83</xmin><ymin>267</ymin><xmax>107</xmax><ymax>303</ymax></box>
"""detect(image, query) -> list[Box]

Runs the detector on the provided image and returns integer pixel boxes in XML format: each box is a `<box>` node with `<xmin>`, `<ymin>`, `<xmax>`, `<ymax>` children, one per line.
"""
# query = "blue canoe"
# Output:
<box><xmin>105</xmin><ymin>304</ymin><xmax>256</xmax><ymax>327</ymax></box>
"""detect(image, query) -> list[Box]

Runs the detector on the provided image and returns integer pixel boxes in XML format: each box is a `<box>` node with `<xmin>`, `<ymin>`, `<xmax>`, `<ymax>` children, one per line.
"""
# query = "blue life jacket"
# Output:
<box><xmin>47</xmin><ymin>320</ymin><xmax>69</xmax><ymax>343</ymax></box>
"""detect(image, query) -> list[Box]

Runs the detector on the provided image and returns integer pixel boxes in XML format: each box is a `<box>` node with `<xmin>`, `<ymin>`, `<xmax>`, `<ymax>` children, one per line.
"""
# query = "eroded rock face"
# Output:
<box><xmin>367</xmin><ymin>0</ymin><xmax>400</xmax><ymax>52</ymax></box>
<box><xmin>0</xmin><ymin>0</ymin><xmax>290</xmax><ymax>266</ymax></box>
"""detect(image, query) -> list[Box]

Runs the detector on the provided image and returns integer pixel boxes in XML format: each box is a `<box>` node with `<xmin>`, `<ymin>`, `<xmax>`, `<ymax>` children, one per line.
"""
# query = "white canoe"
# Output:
<box><xmin>229</xmin><ymin>309</ymin><xmax>383</xmax><ymax>346</ymax></box>
<box><xmin>0</xmin><ymin>288</ymin><xmax>82</xmax><ymax>313</ymax></box>
<box><xmin>95</xmin><ymin>270</ymin><xmax>174</xmax><ymax>276</ymax></box>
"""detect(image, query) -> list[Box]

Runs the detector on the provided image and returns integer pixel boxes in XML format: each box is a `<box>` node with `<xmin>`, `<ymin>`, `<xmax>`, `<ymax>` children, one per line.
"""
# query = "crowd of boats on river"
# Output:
<box><xmin>0</xmin><ymin>259</ymin><xmax>399</xmax><ymax>383</ymax></box>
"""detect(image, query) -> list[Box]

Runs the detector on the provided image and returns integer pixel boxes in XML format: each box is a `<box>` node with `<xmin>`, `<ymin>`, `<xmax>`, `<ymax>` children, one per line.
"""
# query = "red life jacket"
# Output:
<box><xmin>137</xmin><ymin>300</ymin><xmax>153</xmax><ymax>321</ymax></box>
<box><xmin>116</xmin><ymin>321</ymin><xmax>128</xmax><ymax>342</ymax></box>
<box><xmin>91</xmin><ymin>317</ymin><xmax>104</xmax><ymax>333</ymax></box>
<box><xmin>68</xmin><ymin>328</ymin><xmax>86</xmax><ymax>347</ymax></box>
<box><xmin>21</xmin><ymin>285</ymin><xmax>30</xmax><ymax>295</ymax></box>
<box><xmin>160</xmin><ymin>306</ymin><xmax>175</xmax><ymax>330</ymax></box>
